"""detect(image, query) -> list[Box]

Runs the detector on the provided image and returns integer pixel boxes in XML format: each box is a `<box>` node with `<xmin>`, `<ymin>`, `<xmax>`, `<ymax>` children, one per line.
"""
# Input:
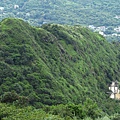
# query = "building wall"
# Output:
<box><xmin>110</xmin><ymin>93</ymin><xmax>115</xmax><ymax>99</ymax></box>
<box><xmin>115</xmin><ymin>94</ymin><xmax>120</xmax><ymax>100</ymax></box>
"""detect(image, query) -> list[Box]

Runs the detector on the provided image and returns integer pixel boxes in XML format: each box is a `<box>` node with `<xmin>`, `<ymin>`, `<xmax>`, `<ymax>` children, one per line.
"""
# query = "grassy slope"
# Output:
<box><xmin>0</xmin><ymin>18</ymin><xmax>120</xmax><ymax>111</ymax></box>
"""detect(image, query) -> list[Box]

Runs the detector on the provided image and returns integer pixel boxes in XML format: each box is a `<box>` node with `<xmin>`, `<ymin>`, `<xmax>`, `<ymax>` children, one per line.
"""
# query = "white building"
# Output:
<box><xmin>0</xmin><ymin>7</ymin><xmax>4</xmax><ymax>11</ymax></box>
<box><xmin>109</xmin><ymin>81</ymin><xmax>120</xmax><ymax>99</ymax></box>
<box><xmin>14</xmin><ymin>5</ymin><xmax>19</xmax><ymax>9</ymax></box>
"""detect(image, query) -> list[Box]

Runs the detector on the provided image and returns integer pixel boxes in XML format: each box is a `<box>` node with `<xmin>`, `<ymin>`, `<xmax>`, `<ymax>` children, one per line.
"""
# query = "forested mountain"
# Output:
<box><xmin>0</xmin><ymin>0</ymin><xmax>119</xmax><ymax>26</ymax></box>
<box><xmin>0</xmin><ymin>0</ymin><xmax>120</xmax><ymax>41</ymax></box>
<box><xmin>0</xmin><ymin>18</ymin><xmax>120</xmax><ymax>119</ymax></box>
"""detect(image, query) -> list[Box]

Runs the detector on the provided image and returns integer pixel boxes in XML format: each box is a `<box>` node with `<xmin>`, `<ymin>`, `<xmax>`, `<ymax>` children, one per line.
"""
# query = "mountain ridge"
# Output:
<box><xmin>1</xmin><ymin>0</ymin><xmax>120</xmax><ymax>41</ymax></box>
<box><xmin>0</xmin><ymin>18</ymin><xmax>120</xmax><ymax>112</ymax></box>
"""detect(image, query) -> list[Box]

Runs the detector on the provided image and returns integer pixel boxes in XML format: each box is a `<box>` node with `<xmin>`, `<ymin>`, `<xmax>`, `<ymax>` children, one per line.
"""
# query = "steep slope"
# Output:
<box><xmin>0</xmin><ymin>18</ymin><xmax>120</xmax><ymax>110</ymax></box>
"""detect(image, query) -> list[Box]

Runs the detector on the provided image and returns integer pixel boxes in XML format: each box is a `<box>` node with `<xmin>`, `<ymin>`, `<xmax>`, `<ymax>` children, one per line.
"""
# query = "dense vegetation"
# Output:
<box><xmin>0</xmin><ymin>18</ymin><xmax>120</xmax><ymax>119</ymax></box>
<box><xmin>0</xmin><ymin>99</ymin><xmax>103</xmax><ymax>120</ymax></box>
<box><xmin>0</xmin><ymin>0</ymin><xmax>119</xmax><ymax>26</ymax></box>
<box><xmin>1</xmin><ymin>102</ymin><xmax>120</xmax><ymax>120</ymax></box>
<box><xmin>0</xmin><ymin>0</ymin><xmax>120</xmax><ymax>41</ymax></box>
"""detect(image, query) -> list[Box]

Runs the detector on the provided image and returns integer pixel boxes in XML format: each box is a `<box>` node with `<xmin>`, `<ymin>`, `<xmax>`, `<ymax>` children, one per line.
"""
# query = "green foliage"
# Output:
<box><xmin>67</xmin><ymin>98</ymin><xmax>102</xmax><ymax>119</ymax></box>
<box><xmin>0</xmin><ymin>91</ymin><xmax>19</xmax><ymax>103</ymax></box>
<box><xmin>0</xmin><ymin>0</ymin><xmax>119</xmax><ymax>27</ymax></box>
<box><xmin>0</xmin><ymin>99</ymin><xmax>103</xmax><ymax>120</ymax></box>
<box><xmin>0</xmin><ymin>103</ymin><xmax>65</xmax><ymax>120</ymax></box>
<box><xmin>1</xmin><ymin>0</ymin><xmax>120</xmax><ymax>41</ymax></box>
<box><xmin>112</xmin><ymin>114</ymin><xmax>120</xmax><ymax>120</ymax></box>
<box><xmin>0</xmin><ymin>91</ymin><xmax>29</xmax><ymax>106</ymax></box>
<box><xmin>0</xmin><ymin>18</ymin><xmax>120</xmax><ymax>117</ymax></box>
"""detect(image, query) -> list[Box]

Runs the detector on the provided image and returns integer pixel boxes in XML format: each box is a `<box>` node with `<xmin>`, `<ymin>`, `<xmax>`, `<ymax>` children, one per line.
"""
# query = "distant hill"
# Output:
<box><xmin>0</xmin><ymin>18</ymin><xmax>120</xmax><ymax>113</ymax></box>
<box><xmin>0</xmin><ymin>0</ymin><xmax>120</xmax><ymax>41</ymax></box>
<box><xmin>0</xmin><ymin>0</ymin><xmax>119</xmax><ymax>26</ymax></box>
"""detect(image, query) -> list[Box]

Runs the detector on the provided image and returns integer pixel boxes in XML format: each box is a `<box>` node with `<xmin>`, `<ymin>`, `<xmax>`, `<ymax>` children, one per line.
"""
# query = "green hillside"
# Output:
<box><xmin>0</xmin><ymin>18</ymin><xmax>120</xmax><ymax>117</ymax></box>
